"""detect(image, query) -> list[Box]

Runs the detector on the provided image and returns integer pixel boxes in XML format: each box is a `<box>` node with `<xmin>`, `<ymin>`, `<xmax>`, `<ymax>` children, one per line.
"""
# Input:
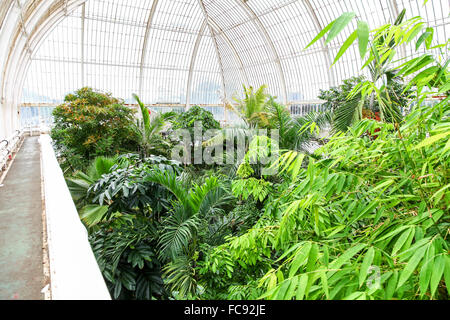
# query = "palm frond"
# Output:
<box><xmin>197</xmin><ymin>184</ymin><xmax>235</xmax><ymax>218</ymax></box>
<box><xmin>158</xmin><ymin>212</ymin><xmax>200</xmax><ymax>259</ymax></box>
<box><xmin>133</xmin><ymin>93</ymin><xmax>151</xmax><ymax>136</ymax></box>
<box><xmin>79</xmin><ymin>204</ymin><xmax>111</xmax><ymax>227</ymax></box>
<box><xmin>188</xmin><ymin>176</ymin><xmax>220</xmax><ymax>214</ymax></box>
<box><xmin>144</xmin><ymin>169</ymin><xmax>191</xmax><ymax>212</ymax></box>
<box><xmin>89</xmin><ymin>156</ymin><xmax>118</xmax><ymax>180</ymax></box>
<box><xmin>332</xmin><ymin>95</ymin><xmax>363</xmax><ymax>133</ymax></box>
<box><xmin>163</xmin><ymin>255</ymin><xmax>197</xmax><ymax>298</ymax></box>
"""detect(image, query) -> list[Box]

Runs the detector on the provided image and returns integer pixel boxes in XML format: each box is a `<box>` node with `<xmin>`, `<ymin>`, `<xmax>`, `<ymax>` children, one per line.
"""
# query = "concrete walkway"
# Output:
<box><xmin>0</xmin><ymin>136</ymin><xmax>44</xmax><ymax>300</ymax></box>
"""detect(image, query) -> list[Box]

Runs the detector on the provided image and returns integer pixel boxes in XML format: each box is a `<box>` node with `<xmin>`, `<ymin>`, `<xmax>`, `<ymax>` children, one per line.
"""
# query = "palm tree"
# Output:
<box><xmin>132</xmin><ymin>94</ymin><xmax>174</xmax><ymax>158</ymax></box>
<box><xmin>231</xmin><ymin>85</ymin><xmax>272</xmax><ymax>127</ymax></box>
<box><xmin>67</xmin><ymin>156</ymin><xmax>118</xmax><ymax>206</ymax></box>
<box><xmin>210</xmin><ymin>91</ymin><xmax>331</xmax><ymax>152</ymax></box>
<box><xmin>143</xmin><ymin>169</ymin><xmax>233</xmax><ymax>297</ymax></box>
<box><xmin>265</xmin><ymin>98</ymin><xmax>332</xmax><ymax>151</ymax></box>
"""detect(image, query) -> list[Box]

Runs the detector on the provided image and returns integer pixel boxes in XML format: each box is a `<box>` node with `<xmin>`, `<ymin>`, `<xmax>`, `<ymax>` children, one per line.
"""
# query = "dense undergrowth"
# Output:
<box><xmin>53</xmin><ymin>10</ymin><xmax>449</xmax><ymax>300</ymax></box>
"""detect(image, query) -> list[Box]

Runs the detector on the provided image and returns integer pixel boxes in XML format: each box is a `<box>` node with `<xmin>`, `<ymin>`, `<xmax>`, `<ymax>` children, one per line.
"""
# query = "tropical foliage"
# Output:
<box><xmin>196</xmin><ymin>10</ymin><xmax>449</xmax><ymax>301</ymax></box>
<box><xmin>51</xmin><ymin>87</ymin><xmax>138</xmax><ymax>171</ymax></box>
<box><xmin>57</xmin><ymin>9</ymin><xmax>449</xmax><ymax>301</ymax></box>
<box><xmin>132</xmin><ymin>94</ymin><xmax>175</xmax><ymax>158</ymax></box>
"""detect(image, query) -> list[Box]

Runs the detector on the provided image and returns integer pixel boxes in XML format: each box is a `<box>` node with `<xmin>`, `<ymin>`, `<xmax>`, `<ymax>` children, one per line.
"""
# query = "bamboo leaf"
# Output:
<box><xmin>429</xmin><ymin>255</ymin><xmax>445</xmax><ymax>298</ymax></box>
<box><xmin>328</xmin><ymin>244</ymin><xmax>366</xmax><ymax>277</ymax></box>
<box><xmin>397</xmin><ymin>244</ymin><xmax>427</xmax><ymax>288</ymax></box>
<box><xmin>444</xmin><ymin>256</ymin><xmax>450</xmax><ymax>295</ymax></box>
<box><xmin>332</xmin><ymin>31</ymin><xmax>357</xmax><ymax>65</ymax></box>
<box><xmin>325</xmin><ymin>12</ymin><xmax>356</xmax><ymax>45</ymax></box>
<box><xmin>305</xmin><ymin>20</ymin><xmax>335</xmax><ymax>49</ymax></box>
<box><xmin>392</xmin><ymin>228</ymin><xmax>414</xmax><ymax>257</ymax></box>
<box><xmin>357</xmin><ymin>21</ymin><xmax>370</xmax><ymax>58</ymax></box>
<box><xmin>416</xmin><ymin>28</ymin><xmax>433</xmax><ymax>51</ymax></box>
<box><xmin>296</xmin><ymin>274</ymin><xmax>308</xmax><ymax>300</ymax></box>
<box><xmin>289</xmin><ymin>242</ymin><xmax>312</xmax><ymax>277</ymax></box>
<box><xmin>414</xmin><ymin>132</ymin><xmax>450</xmax><ymax>149</ymax></box>
<box><xmin>320</xmin><ymin>270</ymin><xmax>330</xmax><ymax>299</ymax></box>
<box><xmin>359</xmin><ymin>247</ymin><xmax>375</xmax><ymax>287</ymax></box>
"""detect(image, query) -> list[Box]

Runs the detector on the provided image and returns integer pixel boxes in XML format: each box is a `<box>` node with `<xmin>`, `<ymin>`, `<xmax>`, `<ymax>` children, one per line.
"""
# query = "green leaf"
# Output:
<box><xmin>284</xmin><ymin>276</ymin><xmax>298</xmax><ymax>300</ymax></box>
<box><xmin>344</xmin><ymin>291</ymin><xmax>366</xmax><ymax>300</ymax></box>
<box><xmin>424</xmin><ymin>27</ymin><xmax>434</xmax><ymax>49</ymax></box>
<box><xmin>385</xmin><ymin>271</ymin><xmax>398</xmax><ymax>299</ymax></box>
<box><xmin>444</xmin><ymin>256</ymin><xmax>450</xmax><ymax>295</ymax></box>
<box><xmin>325</xmin><ymin>12</ymin><xmax>356</xmax><ymax>45</ymax></box>
<box><xmin>394</xmin><ymin>9</ymin><xmax>406</xmax><ymax>26</ymax></box>
<box><xmin>370</xmin><ymin>179</ymin><xmax>395</xmax><ymax>193</ymax></box>
<box><xmin>305</xmin><ymin>20</ymin><xmax>335</xmax><ymax>50</ymax></box>
<box><xmin>438</xmin><ymin>81</ymin><xmax>450</xmax><ymax>94</ymax></box>
<box><xmin>416</xmin><ymin>28</ymin><xmax>434</xmax><ymax>51</ymax></box>
<box><xmin>357</xmin><ymin>21</ymin><xmax>370</xmax><ymax>58</ymax></box>
<box><xmin>306</xmin><ymin>243</ymin><xmax>319</xmax><ymax>273</ymax></box>
<box><xmin>332</xmin><ymin>31</ymin><xmax>357</xmax><ymax>65</ymax></box>
<box><xmin>328</xmin><ymin>244</ymin><xmax>366</xmax><ymax>278</ymax></box>
<box><xmin>406</xmin><ymin>22</ymin><xmax>425</xmax><ymax>43</ymax></box>
<box><xmin>296</xmin><ymin>274</ymin><xmax>308</xmax><ymax>300</ymax></box>
<box><xmin>429</xmin><ymin>255</ymin><xmax>445</xmax><ymax>298</ymax></box>
<box><xmin>392</xmin><ymin>228</ymin><xmax>414</xmax><ymax>257</ymax></box>
<box><xmin>320</xmin><ymin>270</ymin><xmax>330</xmax><ymax>299</ymax></box>
<box><xmin>80</xmin><ymin>205</ymin><xmax>109</xmax><ymax>226</ymax></box>
<box><xmin>397</xmin><ymin>244</ymin><xmax>427</xmax><ymax>288</ymax></box>
<box><xmin>414</xmin><ymin>132</ymin><xmax>450</xmax><ymax>149</ymax></box>
<box><xmin>419</xmin><ymin>244</ymin><xmax>435</xmax><ymax>296</ymax></box>
<box><xmin>359</xmin><ymin>247</ymin><xmax>375</xmax><ymax>288</ymax></box>
<box><xmin>275</xmin><ymin>279</ymin><xmax>290</xmax><ymax>300</ymax></box>
<box><xmin>289</xmin><ymin>242</ymin><xmax>312</xmax><ymax>277</ymax></box>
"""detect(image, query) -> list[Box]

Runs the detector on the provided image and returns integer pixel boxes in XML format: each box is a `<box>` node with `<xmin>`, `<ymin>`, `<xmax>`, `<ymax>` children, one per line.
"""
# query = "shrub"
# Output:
<box><xmin>51</xmin><ymin>87</ymin><xmax>138</xmax><ymax>171</ymax></box>
<box><xmin>172</xmin><ymin>105</ymin><xmax>220</xmax><ymax>134</ymax></box>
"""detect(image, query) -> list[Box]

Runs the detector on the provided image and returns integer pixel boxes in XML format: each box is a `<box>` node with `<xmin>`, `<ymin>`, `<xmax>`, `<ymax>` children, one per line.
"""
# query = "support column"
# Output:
<box><xmin>81</xmin><ymin>3</ymin><xmax>85</xmax><ymax>86</ymax></box>
<box><xmin>197</xmin><ymin>0</ymin><xmax>227</xmax><ymax>107</ymax></box>
<box><xmin>186</xmin><ymin>21</ymin><xmax>207</xmax><ymax>110</ymax></box>
<box><xmin>139</xmin><ymin>0</ymin><xmax>159</xmax><ymax>97</ymax></box>
<box><xmin>302</xmin><ymin>0</ymin><xmax>336</xmax><ymax>87</ymax></box>
<box><xmin>233</xmin><ymin>0</ymin><xmax>288</xmax><ymax>105</ymax></box>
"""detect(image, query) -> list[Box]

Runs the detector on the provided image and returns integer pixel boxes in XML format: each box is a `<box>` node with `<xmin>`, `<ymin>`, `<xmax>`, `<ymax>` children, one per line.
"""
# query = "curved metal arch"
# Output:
<box><xmin>0</xmin><ymin>0</ymin><xmax>15</xmax><ymax>29</ymax></box>
<box><xmin>233</xmin><ymin>0</ymin><xmax>288</xmax><ymax>104</ymax></box>
<box><xmin>2</xmin><ymin>0</ymin><xmax>85</xmax><ymax>100</ymax></box>
<box><xmin>186</xmin><ymin>20</ymin><xmax>208</xmax><ymax>109</ymax></box>
<box><xmin>8</xmin><ymin>0</ymin><xmax>86</xmax><ymax>99</ymax></box>
<box><xmin>2</xmin><ymin>0</ymin><xmax>86</xmax><ymax>138</ymax></box>
<box><xmin>301</xmin><ymin>0</ymin><xmax>336</xmax><ymax>87</ymax></box>
<box><xmin>197</xmin><ymin>0</ymin><xmax>227</xmax><ymax>105</ymax></box>
<box><xmin>0</xmin><ymin>0</ymin><xmax>58</xmax><ymax>109</ymax></box>
<box><xmin>138</xmin><ymin>0</ymin><xmax>159</xmax><ymax>97</ymax></box>
<box><xmin>206</xmin><ymin>18</ymin><xmax>249</xmax><ymax>87</ymax></box>
<box><xmin>1</xmin><ymin>0</ymin><xmax>60</xmax><ymax>135</ymax></box>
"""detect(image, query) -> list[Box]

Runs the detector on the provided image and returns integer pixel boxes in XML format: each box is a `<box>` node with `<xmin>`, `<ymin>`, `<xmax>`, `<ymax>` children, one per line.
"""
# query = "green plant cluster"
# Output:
<box><xmin>200</xmin><ymin>102</ymin><xmax>449</xmax><ymax>300</ymax></box>
<box><xmin>171</xmin><ymin>105</ymin><xmax>221</xmax><ymax>134</ymax></box>
<box><xmin>59</xmin><ymin>10</ymin><xmax>449</xmax><ymax>301</ymax></box>
<box><xmin>51</xmin><ymin>87</ymin><xmax>139</xmax><ymax>171</ymax></box>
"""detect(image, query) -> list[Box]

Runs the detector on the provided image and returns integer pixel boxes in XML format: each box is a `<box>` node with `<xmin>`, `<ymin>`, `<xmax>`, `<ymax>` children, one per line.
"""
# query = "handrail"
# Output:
<box><xmin>0</xmin><ymin>130</ymin><xmax>23</xmax><ymax>172</ymax></box>
<box><xmin>39</xmin><ymin>135</ymin><xmax>111</xmax><ymax>300</ymax></box>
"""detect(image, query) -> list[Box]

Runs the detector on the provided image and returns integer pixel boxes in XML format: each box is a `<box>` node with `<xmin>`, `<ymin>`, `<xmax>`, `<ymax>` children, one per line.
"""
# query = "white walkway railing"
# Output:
<box><xmin>0</xmin><ymin>130</ymin><xmax>23</xmax><ymax>179</ymax></box>
<box><xmin>39</xmin><ymin>134</ymin><xmax>111</xmax><ymax>300</ymax></box>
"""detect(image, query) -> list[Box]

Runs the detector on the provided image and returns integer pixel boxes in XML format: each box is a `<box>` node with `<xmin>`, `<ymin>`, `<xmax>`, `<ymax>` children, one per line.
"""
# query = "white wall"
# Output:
<box><xmin>40</xmin><ymin>134</ymin><xmax>111</xmax><ymax>300</ymax></box>
<box><xmin>0</xmin><ymin>2</ymin><xmax>20</xmax><ymax>141</ymax></box>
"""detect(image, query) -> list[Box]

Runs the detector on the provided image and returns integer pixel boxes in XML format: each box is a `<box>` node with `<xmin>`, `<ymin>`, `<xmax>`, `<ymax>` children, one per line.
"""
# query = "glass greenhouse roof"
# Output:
<box><xmin>12</xmin><ymin>0</ymin><xmax>450</xmax><ymax>106</ymax></box>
